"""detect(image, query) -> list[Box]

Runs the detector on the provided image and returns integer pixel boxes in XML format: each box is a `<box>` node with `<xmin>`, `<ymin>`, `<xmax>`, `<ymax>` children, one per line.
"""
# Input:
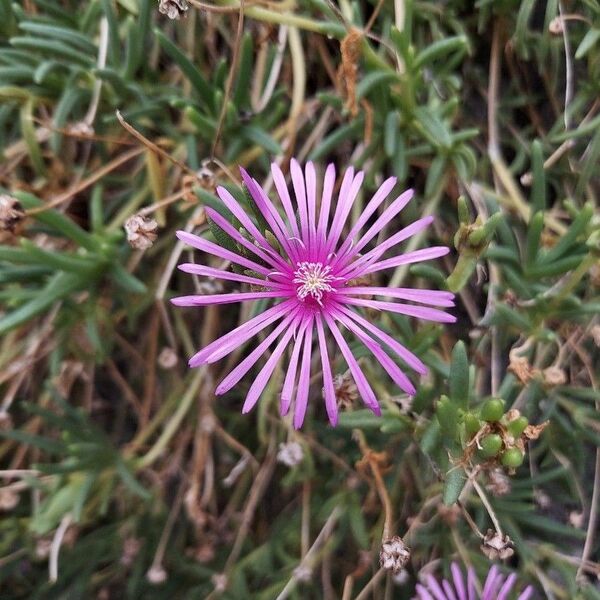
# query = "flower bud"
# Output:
<box><xmin>501</xmin><ymin>448</ymin><xmax>525</xmax><ymax>468</ymax></box>
<box><xmin>478</xmin><ymin>434</ymin><xmax>503</xmax><ymax>458</ymax></box>
<box><xmin>480</xmin><ymin>398</ymin><xmax>505</xmax><ymax>422</ymax></box>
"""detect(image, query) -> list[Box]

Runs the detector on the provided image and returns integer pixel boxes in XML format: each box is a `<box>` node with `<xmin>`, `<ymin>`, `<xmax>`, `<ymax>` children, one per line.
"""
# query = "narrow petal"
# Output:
<box><xmin>441</xmin><ymin>579</ymin><xmax>459</xmax><ymax>600</ymax></box>
<box><xmin>190</xmin><ymin>299</ymin><xmax>295</xmax><ymax>366</ymax></box>
<box><xmin>497</xmin><ymin>574</ymin><xmax>517</xmax><ymax>600</ymax></box>
<box><xmin>415</xmin><ymin>584</ymin><xmax>435</xmax><ymax>600</ymax></box>
<box><xmin>204</xmin><ymin>207</ymin><xmax>290</xmax><ymax>272</ymax></box>
<box><xmin>178</xmin><ymin>263</ymin><xmax>289</xmax><ymax>290</ymax></box>
<box><xmin>316</xmin><ymin>163</ymin><xmax>335</xmax><ymax>257</ymax></box>
<box><xmin>362</xmin><ymin>246</ymin><xmax>450</xmax><ymax>275</ymax></box>
<box><xmin>290</xmin><ymin>158</ymin><xmax>309</xmax><ymax>246</ymax></box>
<box><xmin>280</xmin><ymin>318</ymin><xmax>308</xmax><ymax>416</ymax></box>
<box><xmin>342</xmin><ymin>188</ymin><xmax>413</xmax><ymax>261</ymax></box>
<box><xmin>335</xmin><ymin>176</ymin><xmax>398</xmax><ymax>260</ymax></box>
<box><xmin>517</xmin><ymin>587</ymin><xmax>534</xmax><ymax>600</ymax></box>
<box><xmin>242</xmin><ymin>316</ymin><xmax>300</xmax><ymax>414</ymax></box>
<box><xmin>323</xmin><ymin>313</ymin><xmax>381</xmax><ymax>415</ymax></box>
<box><xmin>176</xmin><ymin>230</ymin><xmax>271</xmax><ymax>276</ymax></box>
<box><xmin>337</xmin><ymin>287</ymin><xmax>455</xmax><ymax>307</ymax></box>
<box><xmin>171</xmin><ymin>291</ymin><xmax>284</xmax><ymax>306</ymax></box>
<box><xmin>481</xmin><ymin>566</ymin><xmax>501</xmax><ymax>599</ymax></box>
<box><xmin>331</xmin><ymin>307</ymin><xmax>416</xmax><ymax>395</ymax></box>
<box><xmin>341</xmin><ymin>296</ymin><xmax>457</xmax><ymax>323</ymax></box>
<box><xmin>215</xmin><ymin>186</ymin><xmax>283</xmax><ymax>261</ymax></box>
<box><xmin>466</xmin><ymin>568</ymin><xmax>478</xmax><ymax>600</ymax></box>
<box><xmin>424</xmin><ymin>575</ymin><xmax>449</xmax><ymax>600</ymax></box>
<box><xmin>326</xmin><ymin>170</ymin><xmax>364</xmax><ymax>255</ymax></box>
<box><xmin>331</xmin><ymin>302</ymin><xmax>427</xmax><ymax>374</ymax></box>
<box><xmin>240</xmin><ymin>168</ymin><xmax>298</xmax><ymax>262</ymax></box>
<box><xmin>451</xmin><ymin>563</ymin><xmax>467</xmax><ymax>600</ymax></box>
<box><xmin>293</xmin><ymin>315</ymin><xmax>314</xmax><ymax>429</ymax></box>
<box><xmin>272</xmin><ymin>162</ymin><xmax>301</xmax><ymax>239</ymax></box>
<box><xmin>338</xmin><ymin>215</ymin><xmax>434</xmax><ymax>275</ymax></box>
<box><xmin>216</xmin><ymin>309</ymin><xmax>300</xmax><ymax>395</ymax></box>
<box><xmin>305</xmin><ymin>162</ymin><xmax>318</xmax><ymax>257</ymax></box>
<box><xmin>315</xmin><ymin>314</ymin><xmax>338</xmax><ymax>426</ymax></box>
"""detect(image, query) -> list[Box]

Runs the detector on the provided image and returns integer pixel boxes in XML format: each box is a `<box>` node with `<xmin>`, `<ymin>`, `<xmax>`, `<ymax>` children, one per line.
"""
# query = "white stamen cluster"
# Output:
<box><xmin>293</xmin><ymin>262</ymin><xmax>336</xmax><ymax>304</ymax></box>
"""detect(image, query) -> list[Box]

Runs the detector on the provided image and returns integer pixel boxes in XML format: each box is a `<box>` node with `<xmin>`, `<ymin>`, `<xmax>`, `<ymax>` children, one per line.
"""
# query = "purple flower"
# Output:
<box><xmin>173</xmin><ymin>160</ymin><xmax>455</xmax><ymax>428</ymax></box>
<box><xmin>415</xmin><ymin>563</ymin><xmax>534</xmax><ymax>600</ymax></box>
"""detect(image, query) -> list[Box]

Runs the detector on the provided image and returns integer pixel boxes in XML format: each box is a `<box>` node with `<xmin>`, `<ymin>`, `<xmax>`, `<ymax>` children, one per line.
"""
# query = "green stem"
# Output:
<box><xmin>136</xmin><ymin>369</ymin><xmax>204</xmax><ymax>469</ymax></box>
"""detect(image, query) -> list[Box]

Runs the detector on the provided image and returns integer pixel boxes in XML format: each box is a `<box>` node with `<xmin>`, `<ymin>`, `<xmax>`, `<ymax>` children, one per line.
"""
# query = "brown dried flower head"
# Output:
<box><xmin>158</xmin><ymin>0</ymin><xmax>189</xmax><ymax>20</ymax></box>
<box><xmin>333</xmin><ymin>373</ymin><xmax>359</xmax><ymax>409</ymax></box>
<box><xmin>508</xmin><ymin>355</ymin><xmax>537</xmax><ymax>384</ymax></box>
<box><xmin>0</xmin><ymin>195</ymin><xmax>25</xmax><ymax>232</ymax></box>
<box><xmin>542</xmin><ymin>365</ymin><xmax>567</xmax><ymax>387</ymax></box>
<box><xmin>0</xmin><ymin>489</ymin><xmax>19</xmax><ymax>511</ymax></box>
<box><xmin>146</xmin><ymin>564</ymin><xmax>168</xmax><ymax>584</ymax></box>
<box><xmin>486</xmin><ymin>467</ymin><xmax>511</xmax><ymax>496</ymax></box>
<box><xmin>125</xmin><ymin>214</ymin><xmax>158</xmax><ymax>250</ymax></box>
<box><xmin>379</xmin><ymin>536</ymin><xmax>410</xmax><ymax>574</ymax></box>
<box><xmin>277</xmin><ymin>441</ymin><xmax>304</xmax><ymax>468</ymax></box>
<box><xmin>158</xmin><ymin>347</ymin><xmax>178</xmax><ymax>369</ymax></box>
<box><xmin>481</xmin><ymin>529</ymin><xmax>514</xmax><ymax>560</ymax></box>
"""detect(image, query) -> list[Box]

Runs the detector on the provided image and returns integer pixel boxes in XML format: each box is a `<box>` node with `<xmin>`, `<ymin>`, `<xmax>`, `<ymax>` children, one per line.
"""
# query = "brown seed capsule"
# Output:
<box><xmin>124</xmin><ymin>214</ymin><xmax>158</xmax><ymax>250</ymax></box>
<box><xmin>0</xmin><ymin>195</ymin><xmax>25</xmax><ymax>232</ymax></box>
<box><xmin>158</xmin><ymin>0</ymin><xmax>189</xmax><ymax>20</ymax></box>
<box><xmin>480</xmin><ymin>529</ymin><xmax>514</xmax><ymax>560</ymax></box>
<box><xmin>379</xmin><ymin>536</ymin><xmax>410</xmax><ymax>574</ymax></box>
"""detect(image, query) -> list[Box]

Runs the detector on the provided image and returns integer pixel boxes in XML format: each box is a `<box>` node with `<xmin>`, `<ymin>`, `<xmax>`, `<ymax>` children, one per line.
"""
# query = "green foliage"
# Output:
<box><xmin>0</xmin><ymin>0</ymin><xmax>599</xmax><ymax>598</ymax></box>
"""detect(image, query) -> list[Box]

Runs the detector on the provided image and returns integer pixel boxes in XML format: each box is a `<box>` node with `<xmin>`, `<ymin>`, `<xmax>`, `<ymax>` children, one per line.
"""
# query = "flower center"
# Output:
<box><xmin>293</xmin><ymin>262</ymin><xmax>336</xmax><ymax>305</ymax></box>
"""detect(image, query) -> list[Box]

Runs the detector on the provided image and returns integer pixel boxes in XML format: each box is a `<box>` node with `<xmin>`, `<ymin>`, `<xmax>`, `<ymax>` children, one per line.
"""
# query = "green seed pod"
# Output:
<box><xmin>501</xmin><ymin>448</ymin><xmax>525</xmax><ymax>468</ymax></box>
<box><xmin>478</xmin><ymin>434</ymin><xmax>503</xmax><ymax>458</ymax></box>
<box><xmin>507</xmin><ymin>416</ymin><xmax>529</xmax><ymax>438</ymax></box>
<box><xmin>464</xmin><ymin>413</ymin><xmax>482</xmax><ymax>438</ymax></box>
<box><xmin>480</xmin><ymin>398</ymin><xmax>505</xmax><ymax>422</ymax></box>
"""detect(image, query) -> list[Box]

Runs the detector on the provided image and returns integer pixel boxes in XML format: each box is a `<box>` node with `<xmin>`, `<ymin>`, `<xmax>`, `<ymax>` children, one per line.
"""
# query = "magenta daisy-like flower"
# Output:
<box><xmin>414</xmin><ymin>562</ymin><xmax>534</xmax><ymax>600</ymax></box>
<box><xmin>172</xmin><ymin>160</ymin><xmax>455</xmax><ymax>428</ymax></box>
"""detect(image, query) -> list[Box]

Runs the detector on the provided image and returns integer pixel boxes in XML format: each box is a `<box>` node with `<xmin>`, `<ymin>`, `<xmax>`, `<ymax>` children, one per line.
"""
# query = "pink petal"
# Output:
<box><xmin>171</xmin><ymin>290</ymin><xmax>284</xmax><ymax>306</ymax></box>
<box><xmin>242</xmin><ymin>316</ymin><xmax>300</xmax><ymax>414</ymax></box>
<box><xmin>315</xmin><ymin>314</ymin><xmax>338</xmax><ymax>426</ymax></box>
<box><xmin>316</xmin><ymin>163</ymin><xmax>335</xmax><ymax>258</ymax></box>
<box><xmin>326</xmin><ymin>170</ymin><xmax>364</xmax><ymax>255</ymax></box>
<box><xmin>335</xmin><ymin>176</ymin><xmax>398</xmax><ymax>261</ymax></box>
<box><xmin>305</xmin><ymin>162</ymin><xmax>318</xmax><ymax>257</ymax></box>
<box><xmin>442</xmin><ymin>579</ymin><xmax>459</xmax><ymax>600</ymax></box>
<box><xmin>451</xmin><ymin>563</ymin><xmax>467</xmax><ymax>600</ymax></box>
<box><xmin>338</xmin><ymin>215</ymin><xmax>434</xmax><ymax>276</ymax></box>
<box><xmin>215</xmin><ymin>186</ymin><xmax>283</xmax><ymax>262</ymax></box>
<box><xmin>240</xmin><ymin>168</ymin><xmax>298</xmax><ymax>263</ymax></box>
<box><xmin>482</xmin><ymin>566</ymin><xmax>501</xmax><ymax>599</ymax></box>
<box><xmin>204</xmin><ymin>206</ymin><xmax>290</xmax><ymax>272</ymax></box>
<box><xmin>323</xmin><ymin>313</ymin><xmax>381</xmax><ymax>415</ymax></box>
<box><xmin>189</xmin><ymin>299</ymin><xmax>295</xmax><ymax>366</ymax></box>
<box><xmin>293</xmin><ymin>315</ymin><xmax>314</xmax><ymax>429</ymax></box>
<box><xmin>280</xmin><ymin>318</ymin><xmax>309</xmax><ymax>416</ymax></box>
<box><xmin>176</xmin><ymin>230</ymin><xmax>271</xmax><ymax>276</ymax></box>
<box><xmin>331</xmin><ymin>307</ymin><xmax>416</xmax><ymax>395</ymax></box>
<box><xmin>178</xmin><ymin>263</ymin><xmax>289</xmax><ymax>290</ymax></box>
<box><xmin>415</xmin><ymin>584</ymin><xmax>435</xmax><ymax>600</ymax></box>
<box><xmin>331</xmin><ymin>302</ymin><xmax>427</xmax><ymax>374</ymax></box>
<box><xmin>290</xmin><ymin>158</ymin><xmax>310</xmax><ymax>246</ymax></box>
<box><xmin>216</xmin><ymin>308</ymin><xmax>300</xmax><ymax>395</ymax></box>
<box><xmin>497</xmin><ymin>574</ymin><xmax>517</xmax><ymax>600</ymax></box>
<box><xmin>424</xmin><ymin>574</ymin><xmax>448</xmax><ymax>600</ymax></box>
<box><xmin>271</xmin><ymin>162</ymin><xmax>301</xmax><ymax>240</ymax></box>
<box><xmin>337</xmin><ymin>287</ymin><xmax>455</xmax><ymax>307</ymax></box>
<box><xmin>340</xmin><ymin>296</ymin><xmax>457</xmax><ymax>323</ymax></box>
<box><xmin>343</xmin><ymin>188</ymin><xmax>413</xmax><ymax>261</ymax></box>
<box><xmin>363</xmin><ymin>246</ymin><xmax>450</xmax><ymax>275</ymax></box>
